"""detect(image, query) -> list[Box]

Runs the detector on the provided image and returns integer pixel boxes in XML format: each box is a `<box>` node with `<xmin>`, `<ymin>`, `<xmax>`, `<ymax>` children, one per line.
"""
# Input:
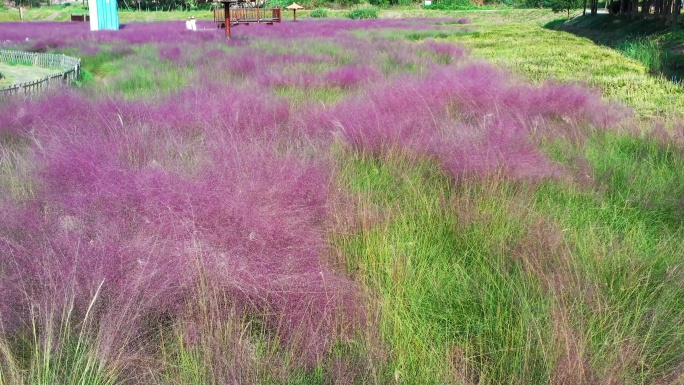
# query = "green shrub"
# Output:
<box><xmin>423</xmin><ymin>0</ymin><xmax>479</xmax><ymax>10</ymax></box>
<box><xmin>266</xmin><ymin>0</ymin><xmax>292</xmax><ymax>8</ymax></box>
<box><xmin>423</xmin><ymin>3</ymin><xmax>478</xmax><ymax>9</ymax></box>
<box><xmin>370</xmin><ymin>0</ymin><xmax>414</xmax><ymax>5</ymax></box>
<box><xmin>338</xmin><ymin>0</ymin><xmax>363</xmax><ymax>7</ymax></box>
<box><xmin>346</xmin><ymin>8</ymin><xmax>378</xmax><ymax>19</ymax></box>
<box><xmin>309</xmin><ymin>8</ymin><xmax>328</xmax><ymax>17</ymax></box>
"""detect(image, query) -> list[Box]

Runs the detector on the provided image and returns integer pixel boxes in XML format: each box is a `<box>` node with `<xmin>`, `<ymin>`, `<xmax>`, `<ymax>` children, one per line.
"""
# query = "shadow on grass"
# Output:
<box><xmin>544</xmin><ymin>13</ymin><xmax>684</xmax><ymax>81</ymax></box>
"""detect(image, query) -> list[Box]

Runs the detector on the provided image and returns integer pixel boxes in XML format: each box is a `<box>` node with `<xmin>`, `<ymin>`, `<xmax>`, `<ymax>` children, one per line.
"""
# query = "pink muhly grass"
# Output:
<box><xmin>223</xmin><ymin>50</ymin><xmax>330</xmax><ymax>89</ymax></box>
<box><xmin>226</xmin><ymin>54</ymin><xmax>259</xmax><ymax>77</ymax></box>
<box><xmin>423</xmin><ymin>39</ymin><xmax>468</xmax><ymax>64</ymax></box>
<box><xmin>0</xmin><ymin>86</ymin><xmax>362</xmax><ymax>367</ymax></box>
<box><xmin>259</xmin><ymin>71</ymin><xmax>321</xmax><ymax>88</ymax></box>
<box><xmin>325</xmin><ymin>65</ymin><xmax>380</xmax><ymax>88</ymax></box>
<box><xmin>29</xmin><ymin>38</ymin><xmax>65</xmax><ymax>52</ymax></box>
<box><xmin>77</xmin><ymin>43</ymin><xmax>101</xmax><ymax>56</ymax></box>
<box><xmin>157</xmin><ymin>46</ymin><xmax>182</xmax><ymax>64</ymax></box>
<box><xmin>319</xmin><ymin>63</ymin><xmax>623</xmax><ymax>181</ymax></box>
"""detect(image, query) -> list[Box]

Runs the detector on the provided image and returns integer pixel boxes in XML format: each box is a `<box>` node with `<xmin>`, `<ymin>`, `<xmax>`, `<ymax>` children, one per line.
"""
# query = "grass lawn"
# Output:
<box><xmin>457</xmin><ymin>21</ymin><xmax>684</xmax><ymax>121</ymax></box>
<box><xmin>0</xmin><ymin>8</ymin><xmax>683</xmax><ymax>385</ymax></box>
<box><xmin>0</xmin><ymin>62</ymin><xmax>60</xmax><ymax>86</ymax></box>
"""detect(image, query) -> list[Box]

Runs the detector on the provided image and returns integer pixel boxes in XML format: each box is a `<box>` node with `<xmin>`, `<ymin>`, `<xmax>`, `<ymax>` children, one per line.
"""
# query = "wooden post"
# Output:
<box><xmin>224</xmin><ymin>1</ymin><xmax>231</xmax><ymax>39</ymax></box>
<box><xmin>19</xmin><ymin>7</ymin><xmax>24</xmax><ymax>20</ymax></box>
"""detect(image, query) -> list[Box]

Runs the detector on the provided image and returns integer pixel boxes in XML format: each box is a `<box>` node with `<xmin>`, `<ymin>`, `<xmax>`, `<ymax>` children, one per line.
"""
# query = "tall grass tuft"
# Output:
<box><xmin>616</xmin><ymin>36</ymin><xmax>667</xmax><ymax>74</ymax></box>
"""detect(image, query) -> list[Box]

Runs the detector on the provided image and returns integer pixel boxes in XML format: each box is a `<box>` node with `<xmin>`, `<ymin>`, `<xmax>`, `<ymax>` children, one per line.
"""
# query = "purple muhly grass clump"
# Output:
<box><xmin>423</xmin><ymin>39</ymin><xmax>468</xmax><ymax>65</ymax></box>
<box><xmin>0</xmin><ymin>86</ymin><xmax>362</xmax><ymax>367</ymax></box>
<box><xmin>675</xmin><ymin>123</ymin><xmax>684</xmax><ymax>148</ymax></box>
<box><xmin>0</xmin><ymin>128</ymin><xmax>192</xmax><ymax>323</ymax></box>
<box><xmin>320</xmin><ymin>61</ymin><xmax>622</xmax><ymax>181</ymax></box>
<box><xmin>259</xmin><ymin>71</ymin><xmax>321</xmax><ymax>89</ymax></box>
<box><xmin>226</xmin><ymin>54</ymin><xmax>259</xmax><ymax>77</ymax></box>
<box><xmin>188</xmin><ymin>150</ymin><xmax>362</xmax><ymax>362</ymax></box>
<box><xmin>29</xmin><ymin>38</ymin><xmax>66</xmax><ymax>52</ymax></box>
<box><xmin>78</xmin><ymin>43</ymin><xmax>102</xmax><ymax>56</ymax></box>
<box><xmin>158</xmin><ymin>45</ymin><xmax>182</xmax><ymax>64</ymax></box>
<box><xmin>325</xmin><ymin>65</ymin><xmax>380</xmax><ymax>88</ymax></box>
<box><xmin>322</xmin><ymin>80</ymin><xmax>440</xmax><ymax>155</ymax></box>
<box><xmin>222</xmin><ymin>50</ymin><xmax>328</xmax><ymax>90</ymax></box>
<box><xmin>532</xmin><ymin>82</ymin><xmax>626</xmax><ymax>128</ymax></box>
<box><xmin>435</xmin><ymin>118</ymin><xmax>565</xmax><ymax>180</ymax></box>
<box><xmin>155</xmin><ymin>82</ymin><xmax>291</xmax><ymax>140</ymax></box>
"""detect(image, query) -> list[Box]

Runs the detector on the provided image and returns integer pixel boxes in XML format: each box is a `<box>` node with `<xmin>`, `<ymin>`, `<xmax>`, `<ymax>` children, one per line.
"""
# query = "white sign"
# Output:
<box><xmin>88</xmin><ymin>0</ymin><xmax>99</xmax><ymax>31</ymax></box>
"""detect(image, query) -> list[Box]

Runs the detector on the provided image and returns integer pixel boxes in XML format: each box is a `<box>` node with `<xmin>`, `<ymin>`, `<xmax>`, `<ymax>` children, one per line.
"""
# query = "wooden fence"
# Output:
<box><xmin>214</xmin><ymin>5</ymin><xmax>282</xmax><ymax>27</ymax></box>
<box><xmin>0</xmin><ymin>49</ymin><xmax>81</xmax><ymax>99</ymax></box>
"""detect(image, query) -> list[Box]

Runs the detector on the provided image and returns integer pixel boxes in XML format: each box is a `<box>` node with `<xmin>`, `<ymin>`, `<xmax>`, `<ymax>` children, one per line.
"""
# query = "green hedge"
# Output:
<box><xmin>309</xmin><ymin>8</ymin><xmax>328</xmax><ymax>17</ymax></box>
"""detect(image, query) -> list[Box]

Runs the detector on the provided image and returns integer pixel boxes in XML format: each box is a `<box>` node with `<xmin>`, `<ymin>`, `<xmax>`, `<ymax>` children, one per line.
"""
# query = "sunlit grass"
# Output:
<box><xmin>455</xmin><ymin>22</ymin><xmax>684</xmax><ymax>121</ymax></box>
<box><xmin>332</xmin><ymin>152</ymin><xmax>556</xmax><ymax>383</ymax></box>
<box><xmin>534</xmin><ymin>131</ymin><xmax>684</xmax><ymax>383</ymax></box>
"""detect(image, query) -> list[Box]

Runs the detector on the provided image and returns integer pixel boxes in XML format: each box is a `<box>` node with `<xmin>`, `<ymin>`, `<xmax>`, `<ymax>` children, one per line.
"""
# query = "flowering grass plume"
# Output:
<box><xmin>320</xmin><ymin>62</ymin><xmax>623</xmax><ymax>181</ymax></box>
<box><xmin>0</xmin><ymin>85</ymin><xmax>362</xmax><ymax>375</ymax></box>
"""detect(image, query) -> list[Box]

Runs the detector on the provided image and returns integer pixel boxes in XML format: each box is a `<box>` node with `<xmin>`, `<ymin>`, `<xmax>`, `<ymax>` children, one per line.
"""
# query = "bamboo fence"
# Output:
<box><xmin>0</xmin><ymin>49</ymin><xmax>81</xmax><ymax>99</ymax></box>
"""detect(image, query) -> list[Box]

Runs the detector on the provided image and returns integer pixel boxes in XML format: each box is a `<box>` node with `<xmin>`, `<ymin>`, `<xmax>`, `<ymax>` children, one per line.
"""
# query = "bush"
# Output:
<box><xmin>424</xmin><ymin>3</ymin><xmax>479</xmax><ymax>9</ymax></box>
<box><xmin>267</xmin><ymin>0</ymin><xmax>292</xmax><ymax>8</ymax></box>
<box><xmin>309</xmin><ymin>8</ymin><xmax>328</xmax><ymax>17</ymax></box>
<box><xmin>338</xmin><ymin>0</ymin><xmax>363</xmax><ymax>7</ymax></box>
<box><xmin>548</xmin><ymin>0</ymin><xmax>581</xmax><ymax>17</ymax></box>
<box><xmin>346</xmin><ymin>8</ymin><xmax>378</xmax><ymax>19</ymax></box>
<box><xmin>523</xmin><ymin>0</ymin><xmax>546</xmax><ymax>6</ymax></box>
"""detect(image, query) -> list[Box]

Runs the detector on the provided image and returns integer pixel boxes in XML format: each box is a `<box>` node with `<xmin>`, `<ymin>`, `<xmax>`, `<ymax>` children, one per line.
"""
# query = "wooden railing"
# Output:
<box><xmin>0</xmin><ymin>49</ymin><xmax>81</xmax><ymax>99</ymax></box>
<box><xmin>70</xmin><ymin>14</ymin><xmax>90</xmax><ymax>22</ymax></box>
<box><xmin>214</xmin><ymin>6</ymin><xmax>281</xmax><ymax>26</ymax></box>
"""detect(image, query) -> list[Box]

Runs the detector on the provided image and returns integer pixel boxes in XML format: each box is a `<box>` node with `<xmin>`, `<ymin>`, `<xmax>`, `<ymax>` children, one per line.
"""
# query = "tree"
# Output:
<box><xmin>549</xmin><ymin>0</ymin><xmax>582</xmax><ymax>17</ymax></box>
